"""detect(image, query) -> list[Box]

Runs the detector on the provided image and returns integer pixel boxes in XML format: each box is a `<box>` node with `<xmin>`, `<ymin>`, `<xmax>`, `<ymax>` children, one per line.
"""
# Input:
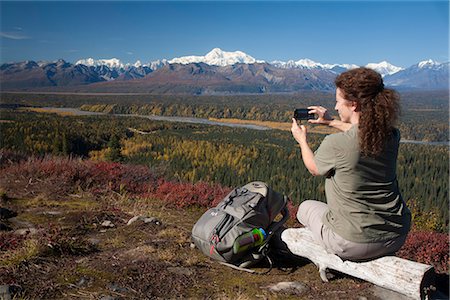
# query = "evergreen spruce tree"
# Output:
<box><xmin>106</xmin><ymin>134</ymin><xmax>123</xmax><ymax>162</ymax></box>
<box><xmin>62</xmin><ymin>132</ymin><xmax>69</xmax><ymax>155</ymax></box>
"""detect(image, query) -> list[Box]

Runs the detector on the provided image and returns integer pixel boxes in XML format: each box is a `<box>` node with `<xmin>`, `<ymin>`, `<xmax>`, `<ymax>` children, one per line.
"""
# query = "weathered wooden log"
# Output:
<box><xmin>282</xmin><ymin>228</ymin><xmax>436</xmax><ymax>300</ymax></box>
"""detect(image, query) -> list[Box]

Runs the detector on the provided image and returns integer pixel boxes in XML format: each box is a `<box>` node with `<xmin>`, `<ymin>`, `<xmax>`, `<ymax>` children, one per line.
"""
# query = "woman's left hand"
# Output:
<box><xmin>291</xmin><ymin>118</ymin><xmax>307</xmax><ymax>144</ymax></box>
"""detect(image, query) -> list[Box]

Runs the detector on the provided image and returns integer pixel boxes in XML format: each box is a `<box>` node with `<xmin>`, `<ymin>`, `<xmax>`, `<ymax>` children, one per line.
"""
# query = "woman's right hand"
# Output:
<box><xmin>307</xmin><ymin>106</ymin><xmax>333</xmax><ymax>125</ymax></box>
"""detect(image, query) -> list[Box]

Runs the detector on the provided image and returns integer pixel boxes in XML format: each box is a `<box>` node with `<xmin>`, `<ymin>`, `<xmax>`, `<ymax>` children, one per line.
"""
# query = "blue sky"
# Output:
<box><xmin>0</xmin><ymin>1</ymin><xmax>448</xmax><ymax>67</ymax></box>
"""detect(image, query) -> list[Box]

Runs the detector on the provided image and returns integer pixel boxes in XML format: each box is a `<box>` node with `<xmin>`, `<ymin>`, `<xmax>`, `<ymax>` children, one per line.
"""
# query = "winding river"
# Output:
<box><xmin>42</xmin><ymin>107</ymin><xmax>449</xmax><ymax>146</ymax></box>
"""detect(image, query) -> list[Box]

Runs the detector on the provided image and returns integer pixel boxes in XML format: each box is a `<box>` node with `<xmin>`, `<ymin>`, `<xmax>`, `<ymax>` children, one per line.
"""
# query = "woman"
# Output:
<box><xmin>291</xmin><ymin>67</ymin><xmax>411</xmax><ymax>261</ymax></box>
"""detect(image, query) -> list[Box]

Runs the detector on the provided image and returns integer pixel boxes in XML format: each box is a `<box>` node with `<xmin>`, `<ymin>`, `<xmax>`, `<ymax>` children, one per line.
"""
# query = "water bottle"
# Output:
<box><xmin>232</xmin><ymin>228</ymin><xmax>267</xmax><ymax>254</ymax></box>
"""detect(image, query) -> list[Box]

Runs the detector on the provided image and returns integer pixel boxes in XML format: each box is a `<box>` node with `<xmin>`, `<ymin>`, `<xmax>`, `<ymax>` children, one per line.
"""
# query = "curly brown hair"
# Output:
<box><xmin>335</xmin><ymin>67</ymin><xmax>400</xmax><ymax>157</ymax></box>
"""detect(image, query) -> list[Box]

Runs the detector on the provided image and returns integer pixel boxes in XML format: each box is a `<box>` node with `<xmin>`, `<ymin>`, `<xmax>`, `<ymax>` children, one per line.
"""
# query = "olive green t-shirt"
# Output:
<box><xmin>314</xmin><ymin>125</ymin><xmax>411</xmax><ymax>243</ymax></box>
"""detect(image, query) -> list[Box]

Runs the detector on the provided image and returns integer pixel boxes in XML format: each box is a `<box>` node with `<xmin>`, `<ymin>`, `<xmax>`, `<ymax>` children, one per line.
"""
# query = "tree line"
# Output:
<box><xmin>1</xmin><ymin>90</ymin><xmax>448</xmax><ymax>142</ymax></box>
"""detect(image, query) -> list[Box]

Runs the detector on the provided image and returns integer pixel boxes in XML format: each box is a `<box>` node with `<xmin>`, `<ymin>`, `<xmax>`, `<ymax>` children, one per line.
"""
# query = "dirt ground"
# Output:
<box><xmin>0</xmin><ymin>194</ymin><xmax>446</xmax><ymax>300</ymax></box>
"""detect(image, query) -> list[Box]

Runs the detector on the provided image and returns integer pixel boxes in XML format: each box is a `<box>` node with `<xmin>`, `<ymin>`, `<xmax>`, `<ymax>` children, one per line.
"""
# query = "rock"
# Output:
<box><xmin>107</xmin><ymin>283</ymin><xmax>128</xmax><ymax>293</ymax></box>
<box><xmin>8</xmin><ymin>217</ymin><xmax>34</xmax><ymax>228</ymax></box>
<box><xmin>143</xmin><ymin>217</ymin><xmax>161</xmax><ymax>225</ymax></box>
<box><xmin>87</xmin><ymin>238</ymin><xmax>101</xmax><ymax>245</ymax></box>
<box><xmin>263</xmin><ymin>281</ymin><xmax>309</xmax><ymax>296</ymax></box>
<box><xmin>14</xmin><ymin>228</ymin><xmax>38</xmax><ymax>235</ymax></box>
<box><xmin>99</xmin><ymin>296</ymin><xmax>117</xmax><ymax>300</ymax></box>
<box><xmin>101</xmin><ymin>220</ymin><xmax>114</xmax><ymax>228</ymax></box>
<box><xmin>126</xmin><ymin>216</ymin><xmax>161</xmax><ymax>226</ymax></box>
<box><xmin>42</xmin><ymin>211</ymin><xmax>62</xmax><ymax>216</ymax></box>
<box><xmin>76</xmin><ymin>277</ymin><xmax>89</xmax><ymax>287</ymax></box>
<box><xmin>75</xmin><ymin>257</ymin><xmax>89</xmax><ymax>264</ymax></box>
<box><xmin>0</xmin><ymin>208</ymin><xmax>17</xmax><ymax>220</ymax></box>
<box><xmin>370</xmin><ymin>286</ymin><xmax>413</xmax><ymax>300</ymax></box>
<box><xmin>126</xmin><ymin>216</ymin><xmax>140</xmax><ymax>225</ymax></box>
<box><xmin>190</xmin><ymin>243</ymin><xmax>196</xmax><ymax>249</ymax></box>
<box><xmin>0</xmin><ymin>285</ymin><xmax>23</xmax><ymax>300</ymax></box>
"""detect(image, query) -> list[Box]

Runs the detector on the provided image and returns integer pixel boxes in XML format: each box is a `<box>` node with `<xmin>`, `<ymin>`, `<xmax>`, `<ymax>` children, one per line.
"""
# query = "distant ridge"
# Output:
<box><xmin>1</xmin><ymin>48</ymin><xmax>448</xmax><ymax>93</ymax></box>
<box><xmin>73</xmin><ymin>48</ymin><xmax>406</xmax><ymax>77</ymax></box>
<box><xmin>73</xmin><ymin>48</ymin><xmax>410</xmax><ymax>77</ymax></box>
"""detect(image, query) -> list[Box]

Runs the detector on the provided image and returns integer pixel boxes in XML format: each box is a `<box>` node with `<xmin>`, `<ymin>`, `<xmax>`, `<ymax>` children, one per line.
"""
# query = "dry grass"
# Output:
<box><xmin>23</xmin><ymin>196</ymin><xmax>99</xmax><ymax>210</ymax></box>
<box><xmin>0</xmin><ymin>239</ymin><xmax>41</xmax><ymax>267</ymax></box>
<box><xmin>103</xmin><ymin>234</ymin><xmax>128</xmax><ymax>249</ymax></box>
<box><xmin>19</xmin><ymin>107</ymin><xmax>75</xmax><ymax>116</ymax></box>
<box><xmin>215</xmin><ymin>291</ymin><xmax>254</xmax><ymax>300</ymax></box>
<box><xmin>157</xmin><ymin>227</ymin><xmax>190</xmax><ymax>245</ymax></box>
<box><xmin>156</xmin><ymin>248</ymin><xmax>178</xmax><ymax>262</ymax></box>
<box><xmin>183</xmin><ymin>254</ymin><xmax>204</xmax><ymax>267</ymax></box>
<box><xmin>122</xmin><ymin>245</ymin><xmax>157</xmax><ymax>257</ymax></box>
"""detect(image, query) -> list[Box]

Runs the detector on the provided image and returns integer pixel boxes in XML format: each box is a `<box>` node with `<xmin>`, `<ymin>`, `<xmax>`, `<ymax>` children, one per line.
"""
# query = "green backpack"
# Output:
<box><xmin>191</xmin><ymin>181</ymin><xmax>289</xmax><ymax>272</ymax></box>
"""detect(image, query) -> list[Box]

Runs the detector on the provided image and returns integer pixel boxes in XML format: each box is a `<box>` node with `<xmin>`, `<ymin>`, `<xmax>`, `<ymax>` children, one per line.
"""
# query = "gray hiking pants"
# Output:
<box><xmin>297</xmin><ymin>200</ymin><xmax>408</xmax><ymax>261</ymax></box>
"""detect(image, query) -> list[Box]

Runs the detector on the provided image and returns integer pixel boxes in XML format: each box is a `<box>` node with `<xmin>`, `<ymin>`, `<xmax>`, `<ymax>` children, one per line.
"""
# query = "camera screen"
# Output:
<box><xmin>294</xmin><ymin>108</ymin><xmax>314</xmax><ymax>120</ymax></box>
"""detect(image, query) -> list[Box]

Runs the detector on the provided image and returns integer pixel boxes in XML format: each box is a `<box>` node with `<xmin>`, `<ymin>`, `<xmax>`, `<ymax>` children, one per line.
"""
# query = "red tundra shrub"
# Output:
<box><xmin>84</xmin><ymin>162</ymin><xmax>157</xmax><ymax>195</ymax></box>
<box><xmin>0</xmin><ymin>155</ymin><xmax>90</xmax><ymax>198</ymax></box>
<box><xmin>150</xmin><ymin>180</ymin><xmax>231</xmax><ymax>208</ymax></box>
<box><xmin>397</xmin><ymin>230</ymin><xmax>449</xmax><ymax>274</ymax></box>
<box><xmin>0</xmin><ymin>154</ymin><xmax>159</xmax><ymax>199</ymax></box>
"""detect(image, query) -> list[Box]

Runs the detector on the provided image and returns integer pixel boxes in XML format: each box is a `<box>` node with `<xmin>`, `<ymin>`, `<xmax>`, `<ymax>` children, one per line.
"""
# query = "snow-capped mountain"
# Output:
<box><xmin>271</xmin><ymin>58</ymin><xmax>402</xmax><ymax>77</ymax></box>
<box><xmin>417</xmin><ymin>59</ymin><xmax>442</xmax><ymax>69</ymax></box>
<box><xmin>168</xmin><ymin>48</ymin><xmax>264</xmax><ymax>66</ymax></box>
<box><xmin>149</xmin><ymin>59</ymin><xmax>169</xmax><ymax>70</ymax></box>
<box><xmin>270</xmin><ymin>58</ymin><xmax>360</xmax><ymax>73</ymax></box>
<box><xmin>76</xmin><ymin>58</ymin><xmax>125</xmax><ymax>69</ymax></box>
<box><xmin>72</xmin><ymin>49</ymin><xmax>403</xmax><ymax>77</ymax></box>
<box><xmin>365</xmin><ymin>61</ymin><xmax>403</xmax><ymax>77</ymax></box>
<box><xmin>271</xmin><ymin>58</ymin><xmax>325</xmax><ymax>69</ymax></box>
<box><xmin>1</xmin><ymin>49</ymin><xmax>448</xmax><ymax>92</ymax></box>
<box><xmin>384</xmin><ymin>59</ymin><xmax>449</xmax><ymax>89</ymax></box>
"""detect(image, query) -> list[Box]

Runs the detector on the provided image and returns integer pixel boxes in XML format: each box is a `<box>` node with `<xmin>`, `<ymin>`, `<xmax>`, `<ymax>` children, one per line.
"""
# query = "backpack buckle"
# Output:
<box><xmin>209</xmin><ymin>234</ymin><xmax>220</xmax><ymax>255</ymax></box>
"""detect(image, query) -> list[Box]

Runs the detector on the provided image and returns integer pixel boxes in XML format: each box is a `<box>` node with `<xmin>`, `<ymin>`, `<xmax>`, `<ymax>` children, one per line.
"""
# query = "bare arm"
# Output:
<box><xmin>327</xmin><ymin>119</ymin><xmax>353</xmax><ymax>132</ymax></box>
<box><xmin>307</xmin><ymin>106</ymin><xmax>352</xmax><ymax>132</ymax></box>
<box><xmin>291</xmin><ymin>118</ymin><xmax>320</xmax><ymax>176</ymax></box>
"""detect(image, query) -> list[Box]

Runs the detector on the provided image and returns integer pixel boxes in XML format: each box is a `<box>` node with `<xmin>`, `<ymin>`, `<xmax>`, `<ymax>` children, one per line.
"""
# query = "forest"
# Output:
<box><xmin>1</xmin><ymin>90</ymin><xmax>448</xmax><ymax>142</ymax></box>
<box><xmin>0</xmin><ymin>108</ymin><xmax>448</xmax><ymax>231</ymax></box>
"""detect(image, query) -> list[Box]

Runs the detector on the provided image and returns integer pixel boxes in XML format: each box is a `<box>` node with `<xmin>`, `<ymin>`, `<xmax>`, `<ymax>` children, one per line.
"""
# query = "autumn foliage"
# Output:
<box><xmin>147</xmin><ymin>179</ymin><xmax>231</xmax><ymax>208</ymax></box>
<box><xmin>397</xmin><ymin>231</ymin><xmax>449</xmax><ymax>274</ymax></box>
<box><xmin>0</xmin><ymin>151</ymin><xmax>447</xmax><ymax>273</ymax></box>
<box><xmin>0</xmin><ymin>151</ymin><xmax>157</xmax><ymax>199</ymax></box>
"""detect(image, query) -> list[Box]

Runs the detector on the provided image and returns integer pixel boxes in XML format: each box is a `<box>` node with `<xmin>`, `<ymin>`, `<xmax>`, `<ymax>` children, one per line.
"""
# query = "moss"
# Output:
<box><xmin>55</xmin><ymin>270</ymin><xmax>80</xmax><ymax>286</ymax></box>
<box><xmin>75</xmin><ymin>265</ymin><xmax>116</xmax><ymax>282</ymax></box>
<box><xmin>53</xmin><ymin>264</ymin><xmax>119</xmax><ymax>294</ymax></box>
<box><xmin>102</xmin><ymin>234</ymin><xmax>128</xmax><ymax>249</ymax></box>
<box><xmin>0</xmin><ymin>239</ymin><xmax>41</xmax><ymax>267</ymax></box>
<box><xmin>14</xmin><ymin>211</ymin><xmax>53</xmax><ymax>226</ymax></box>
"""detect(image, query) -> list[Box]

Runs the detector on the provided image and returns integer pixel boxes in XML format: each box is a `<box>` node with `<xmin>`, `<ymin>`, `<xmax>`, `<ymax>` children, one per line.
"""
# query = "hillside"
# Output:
<box><xmin>0</xmin><ymin>153</ymin><xmax>448</xmax><ymax>299</ymax></box>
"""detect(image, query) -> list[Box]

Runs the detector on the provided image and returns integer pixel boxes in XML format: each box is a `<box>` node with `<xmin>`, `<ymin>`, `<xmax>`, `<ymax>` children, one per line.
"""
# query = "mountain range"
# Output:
<box><xmin>1</xmin><ymin>48</ymin><xmax>448</xmax><ymax>94</ymax></box>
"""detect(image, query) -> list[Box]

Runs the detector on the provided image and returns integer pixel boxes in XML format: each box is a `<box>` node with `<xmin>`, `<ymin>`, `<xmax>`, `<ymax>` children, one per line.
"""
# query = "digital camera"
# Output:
<box><xmin>293</xmin><ymin>108</ymin><xmax>314</xmax><ymax>120</ymax></box>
